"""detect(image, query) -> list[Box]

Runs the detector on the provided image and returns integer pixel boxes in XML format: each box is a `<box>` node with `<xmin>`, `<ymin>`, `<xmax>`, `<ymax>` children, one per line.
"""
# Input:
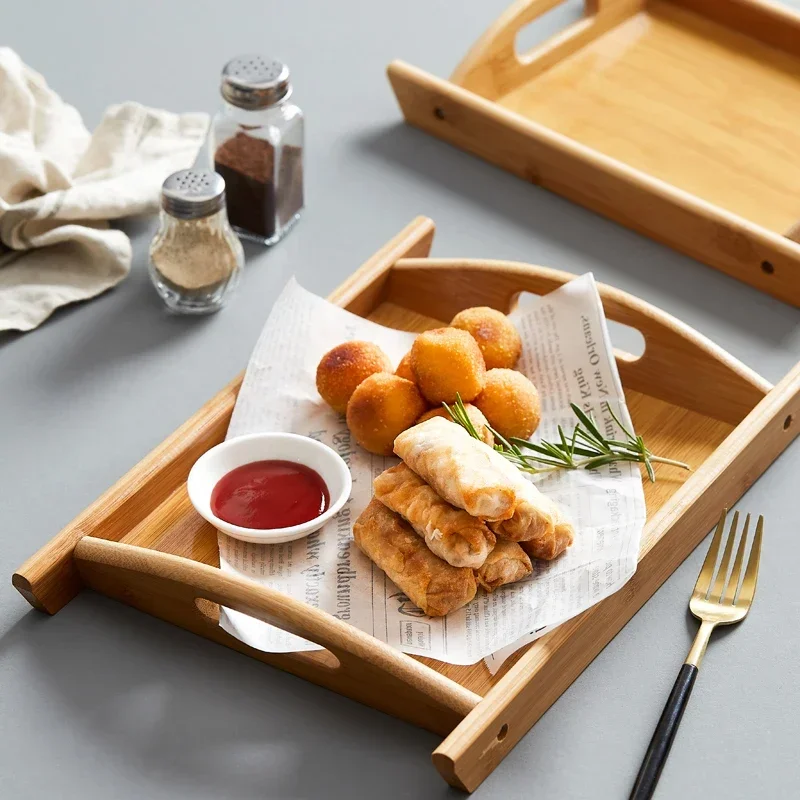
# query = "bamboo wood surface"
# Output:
<box><xmin>11</xmin><ymin>219</ymin><xmax>799</xmax><ymax>792</ymax></box>
<box><xmin>498</xmin><ymin>1</ymin><xmax>800</xmax><ymax>236</ymax></box>
<box><xmin>672</xmin><ymin>0</ymin><xmax>800</xmax><ymax>55</ymax></box>
<box><xmin>433</xmin><ymin>359</ymin><xmax>800</xmax><ymax>792</ymax></box>
<box><xmin>74</xmin><ymin>537</ymin><xmax>479</xmax><ymax>735</ymax></box>
<box><xmin>101</xmin><ymin>299</ymin><xmax>733</xmax><ymax>698</ymax></box>
<box><xmin>451</xmin><ymin>0</ymin><xmax>644</xmax><ymax>99</ymax></box>
<box><xmin>387</xmin><ymin>0</ymin><xmax>800</xmax><ymax>306</ymax></box>
<box><xmin>389</xmin><ymin>258</ymin><xmax>771</xmax><ymax>425</ymax></box>
<box><xmin>11</xmin><ymin>216</ymin><xmax>436</xmax><ymax>616</ymax></box>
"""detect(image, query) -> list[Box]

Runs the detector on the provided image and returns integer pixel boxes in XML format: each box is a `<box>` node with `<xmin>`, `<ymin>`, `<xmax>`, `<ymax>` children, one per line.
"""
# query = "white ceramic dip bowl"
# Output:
<box><xmin>187</xmin><ymin>432</ymin><xmax>351</xmax><ymax>544</ymax></box>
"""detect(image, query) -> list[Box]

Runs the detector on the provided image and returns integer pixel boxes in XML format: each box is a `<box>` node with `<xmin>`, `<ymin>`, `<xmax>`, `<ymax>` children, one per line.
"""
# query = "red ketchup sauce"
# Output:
<box><xmin>211</xmin><ymin>460</ymin><xmax>329</xmax><ymax>530</ymax></box>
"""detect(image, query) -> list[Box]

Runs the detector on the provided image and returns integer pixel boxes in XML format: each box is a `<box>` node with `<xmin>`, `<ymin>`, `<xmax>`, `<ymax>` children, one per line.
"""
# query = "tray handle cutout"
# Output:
<box><xmin>73</xmin><ymin>537</ymin><xmax>480</xmax><ymax>735</ymax></box>
<box><xmin>450</xmin><ymin>0</ymin><xmax>643</xmax><ymax>99</ymax></box>
<box><xmin>389</xmin><ymin>258</ymin><xmax>771</xmax><ymax>425</ymax></box>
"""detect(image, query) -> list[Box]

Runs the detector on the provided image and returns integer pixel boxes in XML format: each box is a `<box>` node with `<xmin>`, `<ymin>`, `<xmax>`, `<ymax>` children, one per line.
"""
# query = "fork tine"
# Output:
<box><xmin>709</xmin><ymin>512</ymin><xmax>740</xmax><ymax>601</ymax></box>
<box><xmin>694</xmin><ymin>508</ymin><xmax>729</xmax><ymax>597</ymax></box>
<box><xmin>722</xmin><ymin>514</ymin><xmax>749</xmax><ymax>605</ymax></box>
<box><xmin>736</xmin><ymin>515</ymin><xmax>763</xmax><ymax>607</ymax></box>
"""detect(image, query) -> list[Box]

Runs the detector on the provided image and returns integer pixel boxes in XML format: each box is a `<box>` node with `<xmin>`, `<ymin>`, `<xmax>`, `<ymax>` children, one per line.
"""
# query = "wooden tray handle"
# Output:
<box><xmin>450</xmin><ymin>0</ymin><xmax>641</xmax><ymax>98</ymax></box>
<box><xmin>389</xmin><ymin>258</ymin><xmax>770</xmax><ymax>425</ymax></box>
<box><xmin>74</xmin><ymin>537</ymin><xmax>480</xmax><ymax>726</ymax></box>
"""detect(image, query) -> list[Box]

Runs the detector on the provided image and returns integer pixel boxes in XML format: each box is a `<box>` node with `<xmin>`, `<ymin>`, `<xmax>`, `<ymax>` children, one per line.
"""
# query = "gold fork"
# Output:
<box><xmin>630</xmin><ymin>508</ymin><xmax>763</xmax><ymax>800</ymax></box>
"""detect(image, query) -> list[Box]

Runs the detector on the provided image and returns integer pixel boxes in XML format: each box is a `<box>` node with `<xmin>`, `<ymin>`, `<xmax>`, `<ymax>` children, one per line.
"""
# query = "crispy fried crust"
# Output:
<box><xmin>374</xmin><ymin>463</ymin><xmax>496</xmax><ymax>569</ymax></box>
<box><xmin>353</xmin><ymin>499</ymin><xmax>477</xmax><ymax>617</ymax></box>
<box><xmin>474</xmin><ymin>539</ymin><xmax>533</xmax><ymax>592</ymax></box>
<box><xmin>394</xmin><ymin>417</ymin><xmax>519</xmax><ymax>521</ymax></box>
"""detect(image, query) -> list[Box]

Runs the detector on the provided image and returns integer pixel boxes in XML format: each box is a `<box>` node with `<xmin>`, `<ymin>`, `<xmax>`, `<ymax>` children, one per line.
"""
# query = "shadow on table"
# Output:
<box><xmin>1</xmin><ymin>595</ymin><xmax>457</xmax><ymax>800</ymax></box>
<box><xmin>353</xmin><ymin>123</ymin><xmax>800</xmax><ymax>349</ymax></box>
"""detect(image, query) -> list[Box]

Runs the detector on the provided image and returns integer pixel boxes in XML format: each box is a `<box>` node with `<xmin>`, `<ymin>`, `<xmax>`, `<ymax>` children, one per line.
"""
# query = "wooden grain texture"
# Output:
<box><xmin>673</xmin><ymin>0</ymin><xmax>800</xmax><ymax>54</ymax></box>
<box><xmin>451</xmin><ymin>0</ymin><xmax>643</xmax><ymax>99</ymax></box>
<box><xmin>359</xmin><ymin>300</ymin><xmax>733</xmax><ymax>697</ymax></box>
<box><xmin>388</xmin><ymin>20</ymin><xmax>800</xmax><ymax>306</ymax></box>
<box><xmin>11</xmin><ymin>221</ymin><xmax>799</xmax><ymax>793</ymax></box>
<box><xmin>499</xmin><ymin>1</ymin><xmax>800</xmax><ymax>235</ymax></box>
<box><xmin>11</xmin><ymin>216</ymin><xmax>436</xmax><ymax>615</ymax></box>
<box><xmin>74</xmin><ymin>537</ymin><xmax>479</xmax><ymax>736</ymax></box>
<box><xmin>389</xmin><ymin>258</ymin><xmax>770</xmax><ymax>424</ymax></box>
<box><xmin>100</xmin><ymin>296</ymin><xmax>731</xmax><ymax>699</ymax></box>
<box><xmin>434</xmin><ymin>359</ymin><xmax>800</xmax><ymax>792</ymax></box>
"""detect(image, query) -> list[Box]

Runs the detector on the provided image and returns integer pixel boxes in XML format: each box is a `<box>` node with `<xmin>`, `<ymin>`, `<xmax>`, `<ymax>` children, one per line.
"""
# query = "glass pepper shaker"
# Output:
<box><xmin>209</xmin><ymin>54</ymin><xmax>305</xmax><ymax>246</ymax></box>
<box><xmin>149</xmin><ymin>169</ymin><xmax>244</xmax><ymax>314</ymax></box>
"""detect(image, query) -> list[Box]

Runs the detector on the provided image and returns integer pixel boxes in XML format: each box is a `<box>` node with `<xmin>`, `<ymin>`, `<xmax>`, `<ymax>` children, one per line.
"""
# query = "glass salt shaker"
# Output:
<box><xmin>209</xmin><ymin>54</ymin><xmax>305</xmax><ymax>246</ymax></box>
<box><xmin>149</xmin><ymin>169</ymin><xmax>244</xmax><ymax>314</ymax></box>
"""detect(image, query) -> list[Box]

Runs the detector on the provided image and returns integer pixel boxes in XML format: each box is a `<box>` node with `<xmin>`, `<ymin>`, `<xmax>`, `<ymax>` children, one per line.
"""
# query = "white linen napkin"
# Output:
<box><xmin>0</xmin><ymin>47</ymin><xmax>209</xmax><ymax>332</ymax></box>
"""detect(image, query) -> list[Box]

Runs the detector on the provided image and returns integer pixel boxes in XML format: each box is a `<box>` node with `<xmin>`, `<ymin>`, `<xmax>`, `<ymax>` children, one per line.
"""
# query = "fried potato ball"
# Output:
<box><xmin>410</xmin><ymin>327</ymin><xmax>486</xmax><ymax>404</ymax></box>
<box><xmin>474</xmin><ymin>369</ymin><xmax>541</xmax><ymax>440</ymax></box>
<box><xmin>450</xmin><ymin>306</ymin><xmax>522</xmax><ymax>370</ymax></box>
<box><xmin>395</xmin><ymin>351</ymin><xmax>416</xmax><ymax>382</ymax></box>
<box><xmin>316</xmin><ymin>341</ymin><xmax>392</xmax><ymax>414</ymax></box>
<box><xmin>346</xmin><ymin>373</ymin><xmax>427</xmax><ymax>455</ymax></box>
<box><xmin>416</xmin><ymin>403</ymin><xmax>494</xmax><ymax>446</ymax></box>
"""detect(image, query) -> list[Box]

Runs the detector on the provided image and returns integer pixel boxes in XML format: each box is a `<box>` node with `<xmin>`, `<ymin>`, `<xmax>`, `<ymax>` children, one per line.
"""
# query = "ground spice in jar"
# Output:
<box><xmin>214</xmin><ymin>132</ymin><xmax>304</xmax><ymax>242</ymax></box>
<box><xmin>148</xmin><ymin>169</ymin><xmax>243</xmax><ymax>314</ymax></box>
<box><xmin>151</xmin><ymin>214</ymin><xmax>240</xmax><ymax>294</ymax></box>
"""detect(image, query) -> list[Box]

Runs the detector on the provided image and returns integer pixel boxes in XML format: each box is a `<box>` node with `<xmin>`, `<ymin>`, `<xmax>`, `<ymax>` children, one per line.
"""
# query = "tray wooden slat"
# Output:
<box><xmin>388</xmin><ymin>0</ymin><xmax>800</xmax><ymax>305</ymax></box>
<box><xmin>13</xmin><ymin>217</ymin><xmax>800</xmax><ymax>792</ymax></box>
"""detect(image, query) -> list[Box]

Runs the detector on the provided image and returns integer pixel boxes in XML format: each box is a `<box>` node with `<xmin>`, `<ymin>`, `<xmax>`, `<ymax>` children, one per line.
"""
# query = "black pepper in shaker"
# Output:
<box><xmin>209</xmin><ymin>55</ymin><xmax>304</xmax><ymax>245</ymax></box>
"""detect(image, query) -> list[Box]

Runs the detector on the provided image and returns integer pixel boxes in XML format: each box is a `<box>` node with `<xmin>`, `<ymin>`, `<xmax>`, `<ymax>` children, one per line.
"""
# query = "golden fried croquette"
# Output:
<box><xmin>450</xmin><ymin>306</ymin><xmax>522</xmax><ymax>370</ymax></box>
<box><xmin>474</xmin><ymin>369</ymin><xmax>541</xmax><ymax>440</ymax></box>
<box><xmin>416</xmin><ymin>404</ymin><xmax>494</xmax><ymax>446</ymax></box>
<box><xmin>410</xmin><ymin>328</ymin><xmax>486</xmax><ymax>404</ymax></box>
<box><xmin>316</xmin><ymin>341</ymin><xmax>392</xmax><ymax>414</ymax></box>
<box><xmin>346</xmin><ymin>373</ymin><xmax>427</xmax><ymax>455</ymax></box>
<box><xmin>395</xmin><ymin>351</ymin><xmax>416</xmax><ymax>382</ymax></box>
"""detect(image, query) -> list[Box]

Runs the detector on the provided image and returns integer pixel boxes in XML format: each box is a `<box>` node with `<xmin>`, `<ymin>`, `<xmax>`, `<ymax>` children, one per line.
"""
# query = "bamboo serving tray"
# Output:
<box><xmin>388</xmin><ymin>0</ymin><xmax>800</xmax><ymax>306</ymax></box>
<box><xmin>13</xmin><ymin>217</ymin><xmax>800</xmax><ymax>792</ymax></box>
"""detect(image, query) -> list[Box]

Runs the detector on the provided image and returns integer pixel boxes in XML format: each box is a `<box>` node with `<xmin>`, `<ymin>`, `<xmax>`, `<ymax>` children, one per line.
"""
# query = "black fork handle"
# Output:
<box><xmin>629</xmin><ymin>663</ymin><xmax>699</xmax><ymax>800</ymax></box>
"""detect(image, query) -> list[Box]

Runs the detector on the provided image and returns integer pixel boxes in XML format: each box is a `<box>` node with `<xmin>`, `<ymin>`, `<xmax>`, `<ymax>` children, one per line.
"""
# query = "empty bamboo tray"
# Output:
<box><xmin>388</xmin><ymin>0</ymin><xmax>800</xmax><ymax>306</ymax></box>
<box><xmin>12</xmin><ymin>217</ymin><xmax>800</xmax><ymax>792</ymax></box>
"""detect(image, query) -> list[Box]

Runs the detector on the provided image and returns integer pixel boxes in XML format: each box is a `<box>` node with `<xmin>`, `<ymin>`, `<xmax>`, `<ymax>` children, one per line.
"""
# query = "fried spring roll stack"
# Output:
<box><xmin>393</xmin><ymin>417</ymin><xmax>520</xmax><ymax>521</ymax></box>
<box><xmin>474</xmin><ymin>540</ymin><xmax>532</xmax><ymax>592</ymax></box>
<box><xmin>520</xmin><ymin>512</ymin><xmax>575</xmax><ymax>561</ymax></box>
<box><xmin>489</xmin><ymin>476</ymin><xmax>564</xmax><ymax>553</ymax></box>
<box><xmin>353</xmin><ymin>499</ymin><xmax>477</xmax><ymax>617</ymax></box>
<box><xmin>373</xmin><ymin>463</ymin><xmax>496</xmax><ymax>569</ymax></box>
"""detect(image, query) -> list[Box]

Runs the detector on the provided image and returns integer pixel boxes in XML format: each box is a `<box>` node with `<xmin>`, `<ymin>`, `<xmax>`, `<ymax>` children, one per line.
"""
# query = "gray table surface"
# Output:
<box><xmin>3</xmin><ymin>2</ymin><xmax>800</xmax><ymax>798</ymax></box>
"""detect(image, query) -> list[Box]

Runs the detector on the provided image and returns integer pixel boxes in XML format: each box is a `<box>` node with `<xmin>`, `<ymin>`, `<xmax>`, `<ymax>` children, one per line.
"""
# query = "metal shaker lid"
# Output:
<box><xmin>160</xmin><ymin>170</ymin><xmax>226</xmax><ymax>220</ymax></box>
<box><xmin>220</xmin><ymin>54</ymin><xmax>291</xmax><ymax>110</ymax></box>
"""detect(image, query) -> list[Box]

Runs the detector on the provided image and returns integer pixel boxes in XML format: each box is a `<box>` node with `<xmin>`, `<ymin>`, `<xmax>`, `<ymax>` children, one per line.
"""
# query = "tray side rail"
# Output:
<box><xmin>387</xmin><ymin>61</ymin><xmax>800</xmax><ymax>308</ymax></box>
<box><xmin>74</xmin><ymin>537</ymin><xmax>479</xmax><ymax>736</ymax></box>
<box><xmin>451</xmin><ymin>0</ymin><xmax>644</xmax><ymax>99</ymax></box>
<box><xmin>12</xmin><ymin>216</ymin><xmax>436</xmax><ymax>615</ymax></box>
<box><xmin>433</xmin><ymin>359</ymin><xmax>800</xmax><ymax>792</ymax></box>
<box><xmin>389</xmin><ymin>258</ymin><xmax>771</xmax><ymax>425</ymax></box>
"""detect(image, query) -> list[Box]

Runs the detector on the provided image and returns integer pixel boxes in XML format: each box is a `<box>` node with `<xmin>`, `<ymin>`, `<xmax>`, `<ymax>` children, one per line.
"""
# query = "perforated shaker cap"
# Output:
<box><xmin>220</xmin><ymin>54</ymin><xmax>291</xmax><ymax>109</ymax></box>
<box><xmin>161</xmin><ymin>170</ymin><xmax>226</xmax><ymax>220</ymax></box>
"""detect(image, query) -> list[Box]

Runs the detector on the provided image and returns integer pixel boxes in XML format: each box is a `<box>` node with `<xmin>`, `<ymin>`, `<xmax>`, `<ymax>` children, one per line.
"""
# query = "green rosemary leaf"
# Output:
<box><xmin>570</xmin><ymin>404</ymin><xmax>608</xmax><ymax>448</ymax></box>
<box><xmin>603</xmin><ymin>401</ymin><xmax>636</xmax><ymax>441</ymax></box>
<box><xmin>442</xmin><ymin>393</ymin><xmax>690</xmax><ymax>482</ymax></box>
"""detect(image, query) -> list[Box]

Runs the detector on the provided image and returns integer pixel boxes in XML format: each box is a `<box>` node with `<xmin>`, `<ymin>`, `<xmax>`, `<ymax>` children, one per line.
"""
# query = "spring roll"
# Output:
<box><xmin>489</xmin><ymin>476</ymin><xmax>558</xmax><ymax>544</ymax></box>
<box><xmin>353</xmin><ymin>498</ymin><xmax>477</xmax><ymax>617</ymax></box>
<box><xmin>474</xmin><ymin>540</ymin><xmax>533</xmax><ymax>592</ymax></box>
<box><xmin>519</xmin><ymin>512</ymin><xmax>575</xmax><ymax>561</ymax></box>
<box><xmin>393</xmin><ymin>417</ymin><xmax>520</xmax><ymax>521</ymax></box>
<box><xmin>373</xmin><ymin>463</ymin><xmax>496</xmax><ymax>569</ymax></box>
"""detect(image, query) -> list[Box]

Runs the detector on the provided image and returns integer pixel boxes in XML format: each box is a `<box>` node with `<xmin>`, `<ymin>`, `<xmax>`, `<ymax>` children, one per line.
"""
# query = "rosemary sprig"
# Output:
<box><xmin>443</xmin><ymin>395</ymin><xmax>690</xmax><ymax>482</ymax></box>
